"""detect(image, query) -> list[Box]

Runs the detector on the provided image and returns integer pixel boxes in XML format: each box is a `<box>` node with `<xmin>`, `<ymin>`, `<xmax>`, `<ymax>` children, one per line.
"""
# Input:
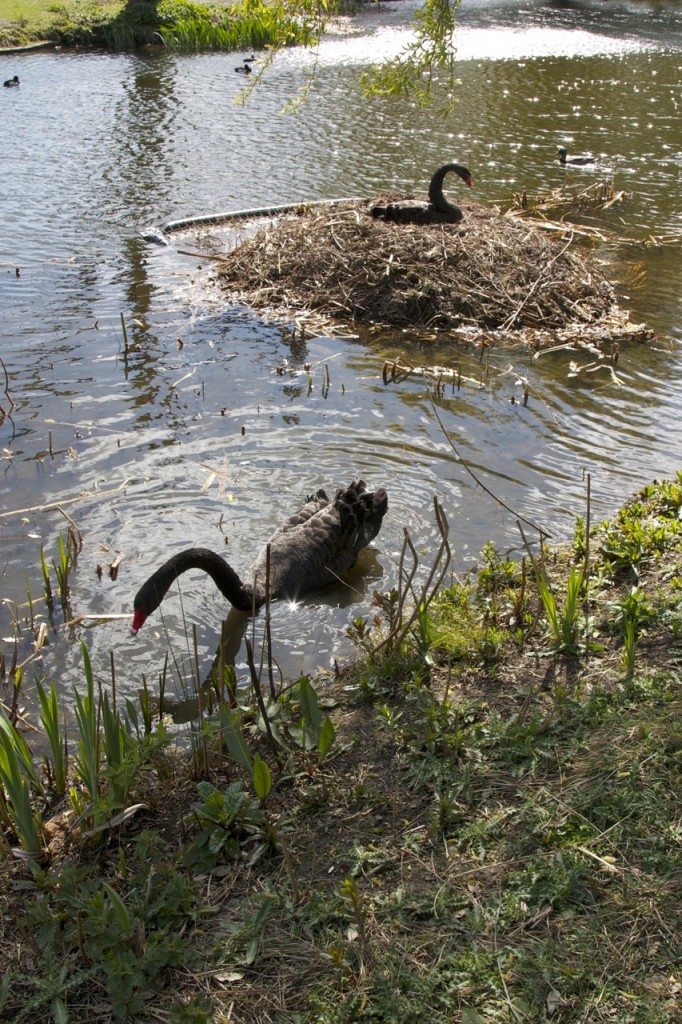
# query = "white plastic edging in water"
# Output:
<box><xmin>161</xmin><ymin>196</ymin><xmax>362</xmax><ymax>236</ymax></box>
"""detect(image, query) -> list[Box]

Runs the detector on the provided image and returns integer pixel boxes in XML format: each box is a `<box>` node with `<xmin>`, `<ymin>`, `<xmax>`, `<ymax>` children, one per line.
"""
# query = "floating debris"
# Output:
<box><xmin>505</xmin><ymin>179</ymin><xmax>626</xmax><ymax>217</ymax></box>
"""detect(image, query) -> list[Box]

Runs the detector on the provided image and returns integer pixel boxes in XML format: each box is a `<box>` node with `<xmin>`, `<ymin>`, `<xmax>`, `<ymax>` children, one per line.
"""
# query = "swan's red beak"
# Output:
<box><xmin>465</xmin><ymin>175</ymin><xmax>473</xmax><ymax>188</ymax></box>
<box><xmin>131</xmin><ymin>608</ymin><xmax>147</xmax><ymax>635</ymax></box>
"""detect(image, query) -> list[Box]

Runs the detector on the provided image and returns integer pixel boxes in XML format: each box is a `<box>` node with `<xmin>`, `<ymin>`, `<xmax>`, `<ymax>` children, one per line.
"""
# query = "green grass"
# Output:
<box><xmin>0</xmin><ymin>0</ymin><xmax>120</xmax><ymax>45</ymax></box>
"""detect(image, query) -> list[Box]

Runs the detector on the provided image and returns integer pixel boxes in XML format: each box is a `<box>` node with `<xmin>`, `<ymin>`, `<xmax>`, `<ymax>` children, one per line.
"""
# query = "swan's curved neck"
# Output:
<box><xmin>133</xmin><ymin>548</ymin><xmax>256</xmax><ymax>631</ymax></box>
<box><xmin>428</xmin><ymin>163</ymin><xmax>470</xmax><ymax>217</ymax></box>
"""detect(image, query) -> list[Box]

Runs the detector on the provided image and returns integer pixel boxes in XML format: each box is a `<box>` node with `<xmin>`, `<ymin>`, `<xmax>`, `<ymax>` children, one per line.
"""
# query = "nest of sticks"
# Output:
<box><xmin>214</xmin><ymin>197</ymin><xmax>652</xmax><ymax>349</ymax></box>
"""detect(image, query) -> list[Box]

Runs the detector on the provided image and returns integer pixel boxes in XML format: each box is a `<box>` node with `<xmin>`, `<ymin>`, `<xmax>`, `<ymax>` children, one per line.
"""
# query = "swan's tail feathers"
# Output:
<box><xmin>336</xmin><ymin>479</ymin><xmax>367</xmax><ymax>503</ymax></box>
<box><xmin>306</xmin><ymin>487</ymin><xmax>329</xmax><ymax>503</ymax></box>
<box><xmin>339</xmin><ymin>481</ymin><xmax>387</xmax><ymax>516</ymax></box>
<box><xmin>335</xmin><ymin>482</ymin><xmax>388</xmax><ymax>551</ymax></box>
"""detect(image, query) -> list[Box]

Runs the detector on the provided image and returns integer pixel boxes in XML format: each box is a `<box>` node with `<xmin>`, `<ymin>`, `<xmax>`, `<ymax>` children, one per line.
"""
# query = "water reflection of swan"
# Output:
<box><xmin>371</xmin><ymin>163</ymin><xmax>473</xmax><ymax>225</ymax></box>
<box><xmin>557</xmin><ymin>146</ymin><xmax>595</xmax><ymax>166</ymax></box>
<box><xmin>131</xmin><ymin>481</ymin><xmax>388</xmax><ymax>632</ymax></box>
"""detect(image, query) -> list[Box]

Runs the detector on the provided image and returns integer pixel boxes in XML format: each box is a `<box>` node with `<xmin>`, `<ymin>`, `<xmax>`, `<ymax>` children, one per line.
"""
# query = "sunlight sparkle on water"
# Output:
<box><xmin>278</xmin><ymin>24</ymin><xmax>653</xmax><ymax>70</ymax></box>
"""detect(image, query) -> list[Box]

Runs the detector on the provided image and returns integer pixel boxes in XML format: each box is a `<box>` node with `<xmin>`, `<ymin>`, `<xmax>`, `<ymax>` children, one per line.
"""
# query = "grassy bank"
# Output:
<box><xmin>0</xmin><ymin>0</ymin><xmax>322</xmax><ymax>51</ymax></box>
<box><xmin>1</xmin><ymin>475</ymin><xmax>680</xmax><ymax>1022</ymax></box>
<box><xmin>2</xmin><ymin>0</ymin><xmax>115</xmax><ymax>46</ymax></box>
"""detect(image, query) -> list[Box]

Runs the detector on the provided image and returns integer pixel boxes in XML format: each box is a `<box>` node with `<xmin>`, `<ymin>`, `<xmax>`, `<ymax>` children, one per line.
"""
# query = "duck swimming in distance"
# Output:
<box><xmin>3</xmin><ymin>76</ymin><xmax>20</xmax><ymax>88</ymax></box>
<box><xmin>235</xmin><ymin>64</ymin><xmax>252</xmax><ymax>75</ymax></box>
<box><xmin>131</xmin><ymin>480</ymin><xmax>388</xmax><ymax>633</ymax></box>
<box><xmin>557</xmin><ymin>146</ymin><xmax>595</xmax><ymax>166</ymax></box>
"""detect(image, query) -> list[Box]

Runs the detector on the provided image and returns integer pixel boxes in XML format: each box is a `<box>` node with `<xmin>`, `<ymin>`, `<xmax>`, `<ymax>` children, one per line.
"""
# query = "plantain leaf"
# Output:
<box><xmin>251</xmin><ymin>753</ymin><xmax>272</xmax><ymax>803</ymax></box>
<box><xmin>219</xmin><ymin>706</ymin><xmax>253</xmax><ymax>774</ymax></box>
<box><xmin>298</xmin><ymin>676</ymin><xmax>321</xmax><ymax>735</ymax></box>
<box><xmin>318</xmin><ymin>716</ymin><xmax>335</xmax><ymax>760</ymax></box>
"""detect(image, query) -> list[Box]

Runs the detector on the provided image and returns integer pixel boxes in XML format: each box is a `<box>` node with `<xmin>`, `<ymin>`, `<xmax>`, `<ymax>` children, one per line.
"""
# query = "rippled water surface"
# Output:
<box><xmin>1</xmin><ymin>0</ymin><xmax>681</xmax><ymax>708</ymax></box>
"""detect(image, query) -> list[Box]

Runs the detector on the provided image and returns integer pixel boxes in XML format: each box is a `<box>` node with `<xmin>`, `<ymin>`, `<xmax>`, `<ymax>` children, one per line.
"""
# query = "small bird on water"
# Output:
<box><xmin>557</xmin><ymin>146</ymin><xmax>595</xmax><ymax>166</ymax></box>
<box><xmin>235</xmin><ymin>64</ymin><xmax>252</xmax><ymax>75</ymax></box>
<box><xmin>4</xmin><ymin>75</ymin><xmax>20</xmax><ymax>88</ymax></box>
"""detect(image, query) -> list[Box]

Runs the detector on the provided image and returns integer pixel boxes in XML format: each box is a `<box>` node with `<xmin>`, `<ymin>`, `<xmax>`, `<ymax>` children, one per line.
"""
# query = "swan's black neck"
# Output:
<box><xmin>428</xmin><ymin>163</ymin><xmax>472</xmax><ymax>218</ymax></box>
<box><xmin>133</xmin><ymin>547</ymin><xmax>255</xmax><ymax>631</ymax></box>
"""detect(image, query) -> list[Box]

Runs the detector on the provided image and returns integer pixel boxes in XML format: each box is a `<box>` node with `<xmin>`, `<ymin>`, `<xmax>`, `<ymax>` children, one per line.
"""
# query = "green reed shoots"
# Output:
<box><xmin>536</xmin><ymin>566</ymin><xmax>584</xmax><ymax>655</ymax></box>
<box><xmin>139</xmin><ymin>675</ymin><xmax>153</xmax><ymax>736</ymax></box>
<box><xmin>159</xmin><ymin>653</ymin><xmax>168</xmax><ymax>728</ymax></box>
<box><xmin>73</xmin><ymin>643</ymin><xmax>101</xmax><ymax>806</ymax></box>
<box><xmin>26</xmin><ymin>581</ymin><xmax>35</xmax><ymax>631</ymax></box>
<box><xmin>0</xmin><ymin>754</ymin><xmax>43</xmax><ymax>854</ymax></box>
<box><xmin>40</xmin><ymin>546</ymin><xmax>53</xmax><ymax>608</ymax></box>
<box><xmin>0</xmin><ymin>706</ymin><xmax>43</xmax><ymax>795</ymax></box>
<box><xmin>563</xmin><ymin>565</ymin><xmax>584</xmax><ymax>630</ymax></box>
<box><xmin>125</xmin><ymin>697</ymin><xmax>142</xmax><ymax>740</ymax></box>
<box><xmin>623</xmin><ymin>617</ymin><xmax>636</xmax><ymax>681</ymax></box>
<box><xmin>52</xmin><ymin>534</ymin><xmax>71</xmax><ymax>605</ymax></box>
<box><xmin>36</xmin><ymin>681</ymin><xmax>67</xmax><ymax>795</ymax></box>
<box><xmin>10</xmin><ymin>664</ymin><xmax>24</xmax><ymax>722</ymax></box>
<box><xmin>0</xmin><ymin>713</ymin><xmax>43</xmax><ymax>853</ymax></box>
<box><xmin>536</xmin><ymin>575</ymin><xmax>559</xmax><ymax>638</ymax></box>
<box><xmin>101</xmin><ymin>693</ymin><xmax>127</xmax><ymax>806</ymax></box>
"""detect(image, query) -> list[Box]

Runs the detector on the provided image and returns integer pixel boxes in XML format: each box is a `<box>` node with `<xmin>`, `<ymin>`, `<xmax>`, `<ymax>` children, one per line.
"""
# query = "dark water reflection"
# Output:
<box><xmin>1</xmin><ymin>0</ymin><xmax>681</xmax><ymax>712</ymax></box>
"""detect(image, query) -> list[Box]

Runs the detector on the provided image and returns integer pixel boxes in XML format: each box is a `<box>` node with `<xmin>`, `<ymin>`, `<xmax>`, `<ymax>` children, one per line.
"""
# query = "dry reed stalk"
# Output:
<box><xmin>0</xmin><ymin>480</ymin><xmax>131</xmax><ymax>520</ymax></box>
<box><xmin>371</xmin><ymin>497</ymin><xmax>451</xmax><ymax>658</ymax></box>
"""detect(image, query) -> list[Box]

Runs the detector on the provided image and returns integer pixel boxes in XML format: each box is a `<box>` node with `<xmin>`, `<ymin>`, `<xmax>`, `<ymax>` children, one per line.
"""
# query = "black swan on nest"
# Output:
<box><xmin>370</xmin><ymin>162</ymin><xmax>473</xmax><ymax>225</ymax></box>
<box><xmin>131</xmin><ymin>480</ymin><xmax>388</xmax><ymax>633</ymax></box>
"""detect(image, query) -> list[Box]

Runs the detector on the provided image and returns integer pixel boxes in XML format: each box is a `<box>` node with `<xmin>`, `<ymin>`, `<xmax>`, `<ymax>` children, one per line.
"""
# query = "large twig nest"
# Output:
<box><xmin>214</xmin><ymin>198</ymin><xmax>652</xmax><ymax>349</ymax></box>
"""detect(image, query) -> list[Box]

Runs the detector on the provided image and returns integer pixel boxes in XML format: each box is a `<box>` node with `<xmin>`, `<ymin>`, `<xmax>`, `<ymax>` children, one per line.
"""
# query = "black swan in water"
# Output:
<box><xmin>557</xmin><ymin>146</ymin><xmax>595</xmax><ymax>166</ymax></box>
<box><xmin>131</xmin><ymin>480</ymin><xmax>388</xmax><ymax>633</ymax></box>
<box><xmin>370</xmin><ymin>163</ymin><xmax>473</xmax><ymax>225</ymax></box>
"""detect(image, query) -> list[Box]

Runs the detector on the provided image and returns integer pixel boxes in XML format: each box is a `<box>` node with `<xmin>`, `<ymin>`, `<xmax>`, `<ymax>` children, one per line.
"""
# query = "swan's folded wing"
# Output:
<box><xmin>277</xmin><ymin>489</ymin><xmax>330</xmax><ymax>533</ymax></box>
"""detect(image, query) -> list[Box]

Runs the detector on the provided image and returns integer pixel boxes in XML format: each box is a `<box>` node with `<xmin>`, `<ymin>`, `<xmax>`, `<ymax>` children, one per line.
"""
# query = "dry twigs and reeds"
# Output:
<box><xmin>214</xmin><ymin>198</ymin><xmax>652</xmax><ymax>350</ymax></box>
<box><xmin>505</xmin><ymin>179</ymin><xmax>628</xmax><ymax>220</ymax></box>
<box><xmin>503</xmin><ymin>181</ymin><xmax>682</xmax><ymax>250</ymax></box>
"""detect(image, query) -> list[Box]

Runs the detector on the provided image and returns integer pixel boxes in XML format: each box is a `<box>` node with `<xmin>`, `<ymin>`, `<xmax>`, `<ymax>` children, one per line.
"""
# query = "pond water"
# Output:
<box><xmin>1</xmin><ymin>0</ymin><xmax>681</xmax><ymax>711</ymax></box>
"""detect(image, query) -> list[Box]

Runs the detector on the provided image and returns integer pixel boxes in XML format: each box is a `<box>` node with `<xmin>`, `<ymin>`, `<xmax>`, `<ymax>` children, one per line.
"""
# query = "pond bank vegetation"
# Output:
<box><xmin>0</xmin><ymin>0</ymin><xmax>328</xmax><ymax>51</ymax></box>
<box><xmin>1</xmin><ymin>474</ymin><xmax>680</xmax><ymax>1022</ymax></box>
<box><xmin>213</xmin><ymin>188</ymin><xmax>654</xmax><ymax>350</ymax></box>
